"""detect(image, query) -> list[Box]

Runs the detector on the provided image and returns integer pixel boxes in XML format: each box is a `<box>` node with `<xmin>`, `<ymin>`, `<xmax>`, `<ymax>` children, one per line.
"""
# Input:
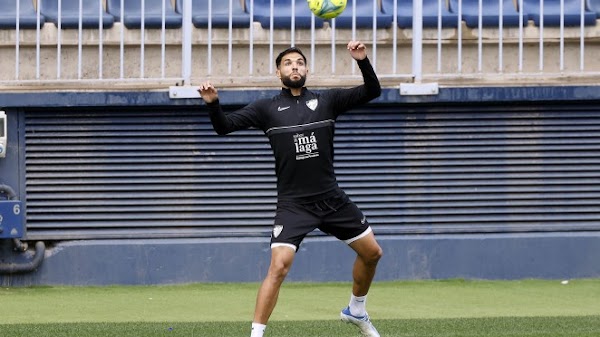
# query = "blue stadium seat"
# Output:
<box><xmin>523</xmin><ymin>0</ymin><xmax>596</xmax><ymax>26</ymax></box>
<box><xmin>175</xmin><ymin>0</ymin><xmax>251</xmax><ymax>28</ymax></box>
<box><xmin>249</xmin><ymin>0</ymin><xmax>324</xmax><ymax>29</ymax></box>
<box><xmin>41</xmin><ymin>0</ymin><xmax>114</xmax><ymax>29</ymax></box>
<box><xmin>333</xmin><ymin>1</ymin><xmax>393</xmax><ymax>28</ymax></box>
<box><xmin>449</xmin><ymin>0</ymin><xmax>525</xmax><ymax>28</ymax></box>
<box><xmin>107</xmin><ymin>0</ymin><xmax>182</xmax><ymax>29</ymax></box>
<box><xmin>588</xmin><ymin>0</ymin><xmax>600</xmax><ymax>17</ymax></box>
<box><xmin>383</xmin><ymin>0</ymin><xmax>459</xmax><ymax>28</ymax></box>
<box><xmin>0</xmin><ymin>0</ymin><xmax>45</xmax><ymax>29</ymax></box>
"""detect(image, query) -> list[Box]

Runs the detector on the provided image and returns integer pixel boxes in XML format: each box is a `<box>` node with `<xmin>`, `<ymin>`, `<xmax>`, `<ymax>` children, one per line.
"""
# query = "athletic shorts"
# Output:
<box><xmin>270</xmin><ymin>189</ymin><xmax>372</xmax><ymax>251</ymax></box>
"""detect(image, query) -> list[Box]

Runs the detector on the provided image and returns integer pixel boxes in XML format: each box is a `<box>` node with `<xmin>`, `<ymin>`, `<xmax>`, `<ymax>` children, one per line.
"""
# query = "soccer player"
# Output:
<box><xmin>199</xmin><ymin>40</ymin><xmax>383</xmax><ymax>337</ymax></box>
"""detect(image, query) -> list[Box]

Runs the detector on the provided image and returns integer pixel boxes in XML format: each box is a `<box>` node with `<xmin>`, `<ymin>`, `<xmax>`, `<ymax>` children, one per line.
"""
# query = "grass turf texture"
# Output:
<box><xmin>2</xmin><ymin>317</ymin><xmax>600</xmax><ymax>337</ymax></box>
<box><xmin>1</xmin><ymin>279</ymin><xmax>599</xmax><ymax>336</ymax></box>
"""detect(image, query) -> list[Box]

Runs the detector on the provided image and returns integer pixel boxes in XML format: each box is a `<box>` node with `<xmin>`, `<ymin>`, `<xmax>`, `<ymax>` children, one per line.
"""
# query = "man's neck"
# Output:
<box><xmin>284</xmin><ymin>87</ymin><xmax>303</xmax><ymax>97</ymax></box>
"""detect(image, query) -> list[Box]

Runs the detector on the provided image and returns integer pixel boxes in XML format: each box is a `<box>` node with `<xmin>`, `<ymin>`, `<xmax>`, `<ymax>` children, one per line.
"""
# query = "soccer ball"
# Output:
<box><xmin>307</xmin><ymin>0</ymin><xmax>347</xmax><ymax>19</ymax></box>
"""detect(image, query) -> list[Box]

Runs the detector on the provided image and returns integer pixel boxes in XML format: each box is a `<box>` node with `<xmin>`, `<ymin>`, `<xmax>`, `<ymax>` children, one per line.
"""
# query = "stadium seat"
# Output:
<box><xmin>383</xmin><ymin>0</ymin><xmax>459</xmax><ymax>28</ymax></box>
<box><xmin>0</xmin><ymin>0</ymin><xmax>45</xmax><ymax>29</ymax></box>
<box><xmin>107</xmin><ymin>0</ymin><xmax>182</xmax><ymax>29</ymax></box>
<box><xmin>523</xmin><ymin>0</ymin><xmax>596</xmax><ymax>26</ymax></box>
<box><xmin>449</xmin><ymin>0</ymin><xmax>525</xmax><ymax>28</ymax></box>
<box><xmin>41</xmin><ymin>0</ymin><xmax>114</xmax><ymax>29</ymax></box>
<box><xmin>175</xmin><ymin>0</ymin><xmax>251</xmax><ymax>28</ymax></box>
<box><xmin>249</xmin><ymin>0</ymin><xmax>325</xmax><ymax>29</ymax></box>
<box><xmin>588</xmin><ymin>0</ymin><xmax>600</xmax><ymax>17</ymax></box>
<box><xmin>333</xmin><ymin>1</ymin><xmax>394</xmax><ymax>28</ymax></box>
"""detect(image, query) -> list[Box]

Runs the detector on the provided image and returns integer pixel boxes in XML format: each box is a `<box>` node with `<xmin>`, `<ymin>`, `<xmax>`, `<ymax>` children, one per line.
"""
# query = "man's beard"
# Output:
<box><xmin>282</xmin><ymin>74</ymin><xmax>306</xmax><ymax>88</ymax></box>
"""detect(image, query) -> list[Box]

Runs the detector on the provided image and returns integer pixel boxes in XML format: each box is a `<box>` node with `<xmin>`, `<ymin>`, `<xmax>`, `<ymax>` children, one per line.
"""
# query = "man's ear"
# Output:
<box><xmin>276</xmin><ymin>68</ymin><xmax>281</xmax><ymax>79</ymax></box>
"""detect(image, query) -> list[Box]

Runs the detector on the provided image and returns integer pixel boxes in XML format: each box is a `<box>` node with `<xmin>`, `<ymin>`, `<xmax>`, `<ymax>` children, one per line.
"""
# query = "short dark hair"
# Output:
<box><xmin>275</xmin><ymin>46</ymin><xmax>307</xmax><ymax>68</ymax></box>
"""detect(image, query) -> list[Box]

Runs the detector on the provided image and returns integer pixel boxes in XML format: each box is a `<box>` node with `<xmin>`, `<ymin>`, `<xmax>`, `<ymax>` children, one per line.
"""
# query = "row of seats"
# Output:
<box><xmin>440</xmin><ymin>0</ymin><xmax>597</xmax><ymax>28</ymax></box>
<box><xmin>2</xmin><ymin>0</ymin><xmax>600</xmax><ymax>30</ymax></box>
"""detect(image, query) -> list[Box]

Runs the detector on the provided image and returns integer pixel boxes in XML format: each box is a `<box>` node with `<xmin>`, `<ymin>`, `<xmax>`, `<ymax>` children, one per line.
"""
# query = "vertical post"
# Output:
<box><xmin>350</xmin><ymin>0</ymin><xmax>354</xmax><ymax>75</ymax></box>
<box><xmin>119</xmin><ymin>0</ymin><xmax>124</xmax><ymax>79</ymax></box>
<box><xmin>498</xmin><ymin>0</ymin><xmax>503</xmax><ymax>72</ymax></box>
<box><xmin>161</xmin><ymin>0</ymin><xmax>167</xmax><ymax>78</ymax></box>
<box><xmin>392</xmin><ymin>0</ymin><xmax>398</xmax><ymax>74</ymax></box>
<box><xmin>310</xmin><ymin>9</ymin><xmax>315</xmax><ymax>74</ymax></box>
<box><xmin>15</xmin><ymin>0</ymin><xmax>20</xmax><ymax>80</ymax></box>
<box><xmin>182</xmin><ymin>0</ymin><xmax>193</xmax><ymax>85</ymax></box>
<box><xmin>291</xmin><ymin>0</ymin><xmax>296</xmax><ymax>46</ymax></box>
<box><xmin>140</xmin><ymin>0</ymin><xmax>145</xmax><ymax>78</ymax></box>
<box><xmin>401</xmin><ymin>0</ymin><xmax>438</xmax><ymax>96</ymax></box>
<box><xmin>58</xmin><ymin>0</ymin><xmax>63</xmax><ymax>78</ymax></box>
<box><xmin>208</xmin><ymin>0</ymin><xmax>213</xmax><ymax>75</ymax></box>
<box><xmin>539</xmin><ymin>0</ymin><xmax>544</xmax><ymax>71</ymax></box>
<box><xmin>228</xmin><ymin>0</ymin><xmax>233</xmax><ymax>74</ymax></box>
<box><xmin>269</xmin><ymin>0</ymin><xmax>274</xmax><ymax>73</ymax></box>
<box><xmin>518</xmin><ymin>0</ymin><xmax>524</xmax><ymax>72</ymax></box>
<box><xmin>455</xmin><ymin>0</ymin><xmax>462</xmax><ymax>73</ymax></box>
<box><xmin>559</xmin><ymin>0</ymin><xmax>565</xmax><ymax>71</ymax></box>
<box><xmin>331</xmin><ymin>18</ymin><xmax>335</xmax><ymax>74</ymax></box>
<box><xmin>477</xmin><ymin>0</ymin><xmax>482</xmax><ymax>73</ymax></box>
<box><xmin>249</xmin><ymin>0</ymin><xmax>254</xmax><ymax>75</ymax></box>
<box><xmin>99</xmin><ymin>0</ymin><xmax>104</xmax><ymax>79</ymax></box>
<box><xmin>412</xmin><ymin>0</ymin><xmax>423</xmax><ymax>83</ymax></box>
<box><xmin>351</xmin><ymin>0</ymin><xmax>356</xmax><ymax>74</ymax></box>
<box><xmin>78</xmin><ymin>0</ymin><xmax>83</xmax><ymax>79</ymax></box>
<box><xmin>437</xmin><ymin>0</ymin><xmax>442</xmax><ymax>73</ymax></box>
<box><xmin>372</xmin><ymin>0</ymin><xmax>377</xmax><ymax>71</ymax></box>
<box><xmin>36</xmin><ymin>0</ymin><xmax>41</xmax><ymax>80</ymax></box>
<box><xmin>579</xmin><ymin>0</ymin><xmax>585</xmax><ymax>71</ymax></box>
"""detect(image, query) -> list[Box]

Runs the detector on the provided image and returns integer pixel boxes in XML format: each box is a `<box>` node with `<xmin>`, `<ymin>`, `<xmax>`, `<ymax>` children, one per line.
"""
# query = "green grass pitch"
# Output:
<box><xmin>1</xmin><ymin>279</ymin><xmax>599</xmax><ymax>336</ymax></box>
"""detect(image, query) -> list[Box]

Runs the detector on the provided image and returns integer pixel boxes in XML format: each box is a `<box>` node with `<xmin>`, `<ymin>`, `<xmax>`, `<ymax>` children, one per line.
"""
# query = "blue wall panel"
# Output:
<box><xmin>2</xmin><ymin>233</ymin><xmax>600</xmax><ymax>286</ymax></box>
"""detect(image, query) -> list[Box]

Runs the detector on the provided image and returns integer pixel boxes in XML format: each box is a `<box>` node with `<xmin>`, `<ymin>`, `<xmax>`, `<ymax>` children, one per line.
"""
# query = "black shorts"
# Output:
<box><xmin>270</xmin><ymin>189</ymin><xmax>371</xmax><ymax>251</ymax></box>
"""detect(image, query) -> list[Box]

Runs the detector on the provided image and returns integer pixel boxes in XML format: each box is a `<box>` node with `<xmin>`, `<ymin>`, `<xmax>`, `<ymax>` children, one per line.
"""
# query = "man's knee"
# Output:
<box><xmin>360</xmin><ymin>244</ymin><xmax>383</xmax><ymax>266</ymax></box>
<box><xmin>368</xmin><ymin>245</ymin><xmax>383</xmax><ymax>264</ymax></box>
<box><xmin>267</xmin><ymin>247</ymin><xmax>295</xmax><ymax>282</ymax></box>
<box><xmin>266</xmin><ymin>259</ymin><xmax>292</xmax><ymax>283</ymax></box>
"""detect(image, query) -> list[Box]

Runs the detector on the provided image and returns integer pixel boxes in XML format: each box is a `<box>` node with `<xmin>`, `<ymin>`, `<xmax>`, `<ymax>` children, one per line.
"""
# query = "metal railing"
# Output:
<box><xmin>0</xmin><ymin>0</ymin><xmax>599</xmax><ymax>90</ymax></box>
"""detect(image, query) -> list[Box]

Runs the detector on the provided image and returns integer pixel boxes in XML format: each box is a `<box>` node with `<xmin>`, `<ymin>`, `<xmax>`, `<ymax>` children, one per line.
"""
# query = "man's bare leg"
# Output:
<box><xmin>340</xmin><ymin>231</ymin><xmax>383</xmax><ymax>337</ymax></box>
<box><xmin>251</xmin><ymin>246</ymin><xmax>296</xmax><ymax>337</ymax></box>
<box><xmin>349</xmin><ymin>231</ymin><xmax>383</xmax><ymax>297</ymax></box>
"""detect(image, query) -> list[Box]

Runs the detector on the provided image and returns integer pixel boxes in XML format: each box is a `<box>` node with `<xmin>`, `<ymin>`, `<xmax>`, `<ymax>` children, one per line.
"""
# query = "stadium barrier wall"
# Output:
<box><xmin>1</xmin><ymin>86</ymin><xmax>600</xmax><ymax>285</ymax></box>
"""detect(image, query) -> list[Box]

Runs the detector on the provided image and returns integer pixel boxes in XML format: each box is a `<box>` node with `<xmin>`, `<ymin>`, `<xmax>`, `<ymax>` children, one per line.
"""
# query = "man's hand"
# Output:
<box><xmin>347</xmin><ymin>41</ymin><xmax>367</xmax><ymax>61</ymax></box>
<box><xmin>198</xmin><ymin>81</ymin><xmax>219</xmax><ymax>104</ymax></box>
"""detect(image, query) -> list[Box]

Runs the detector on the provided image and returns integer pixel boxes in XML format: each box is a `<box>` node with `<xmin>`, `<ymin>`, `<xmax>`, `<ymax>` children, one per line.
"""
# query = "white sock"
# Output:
<box><xmin>250</xmin><ymin>322</ymin><xmax>266</xmax><ymax>337</ymax></box>
<box><xmin>349</xmin><ymin>294</ymin><xmax>367</xmax><ymax>317</ymax></box>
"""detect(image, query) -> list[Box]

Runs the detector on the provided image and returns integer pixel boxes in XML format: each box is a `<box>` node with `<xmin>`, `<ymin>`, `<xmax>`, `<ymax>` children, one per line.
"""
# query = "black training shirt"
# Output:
<box><xmin>206</xmin><ymin>57</ymin><xmax>381</xmax><ymax>200</ymax></box>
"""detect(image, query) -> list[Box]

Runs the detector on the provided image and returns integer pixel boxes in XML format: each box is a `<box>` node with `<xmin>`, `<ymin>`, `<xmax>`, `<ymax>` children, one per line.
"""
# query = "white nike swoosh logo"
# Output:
<box><xmin>278</xmin><ymin>106</ymin><xmax>290</xmax><ymax>112</ymax></box>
